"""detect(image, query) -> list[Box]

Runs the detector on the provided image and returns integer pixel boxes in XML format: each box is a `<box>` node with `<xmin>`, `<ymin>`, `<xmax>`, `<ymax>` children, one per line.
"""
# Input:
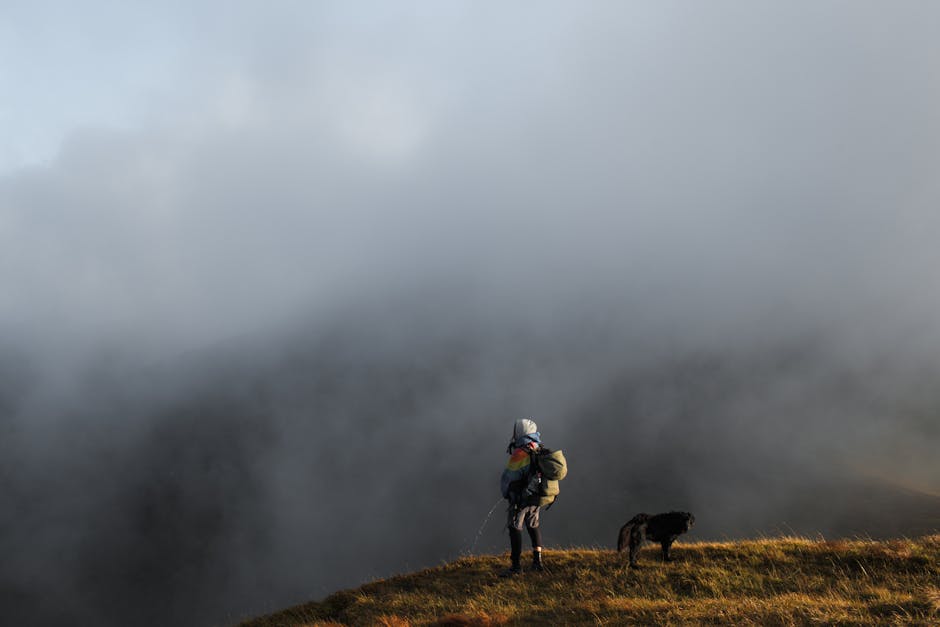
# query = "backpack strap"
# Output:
<box><xmin>527</xmin><ymin>447</ymin><xmax>541</xmax><ymax>476</ymax></box>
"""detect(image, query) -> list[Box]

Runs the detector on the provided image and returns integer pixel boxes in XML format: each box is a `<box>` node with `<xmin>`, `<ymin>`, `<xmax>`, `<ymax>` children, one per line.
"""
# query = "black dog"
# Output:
<box><xmin>617</xmin><ymin>511</ymin><xmax>695</xmax><ymax>566</ymax></box>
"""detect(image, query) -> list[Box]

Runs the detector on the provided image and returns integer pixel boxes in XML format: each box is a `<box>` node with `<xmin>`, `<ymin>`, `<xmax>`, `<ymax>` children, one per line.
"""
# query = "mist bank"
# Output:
<box><xmin>2</xmin><ymin>291</ymin><xmax>938</xmax><ymax>626</ymax></box>
<box><xmin>5</xmin><ymin>2</ymin><xmax>940</xmax><ymax>370</ymax></box>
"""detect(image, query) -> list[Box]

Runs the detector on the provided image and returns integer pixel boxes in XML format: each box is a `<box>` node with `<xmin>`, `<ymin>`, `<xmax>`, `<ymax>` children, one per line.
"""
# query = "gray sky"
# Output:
<box><xmin>4</xmin><ymin>1</ymin><xmax>940</xmax><ymax>365</ymax></box>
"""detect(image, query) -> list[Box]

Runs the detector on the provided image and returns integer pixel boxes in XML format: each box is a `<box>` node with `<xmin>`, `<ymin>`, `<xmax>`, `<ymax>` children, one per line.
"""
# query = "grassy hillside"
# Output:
<box><xmin>241</xmin><ymin>535</ymin><xmax>939</xmax><ymax>626</ymax></box>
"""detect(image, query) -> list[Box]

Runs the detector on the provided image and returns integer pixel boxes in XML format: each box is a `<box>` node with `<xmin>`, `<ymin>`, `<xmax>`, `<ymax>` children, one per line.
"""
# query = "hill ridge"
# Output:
<box><xmin>240</xmin><ymin>534</ymin><xmax>940</xmax><ymax>626</ymax></box>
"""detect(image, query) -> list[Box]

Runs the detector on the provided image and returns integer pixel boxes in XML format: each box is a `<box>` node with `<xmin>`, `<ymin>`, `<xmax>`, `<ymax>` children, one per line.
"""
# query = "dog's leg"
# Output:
<box><xmin>628</xmin><ymin>524</ymin><xmax>644</xmax><ymax>567</ymax></box>
<box><xmin>661</xmin><ymin>537</ymin><xmax>675</xmax><ymax>562</ymax></box>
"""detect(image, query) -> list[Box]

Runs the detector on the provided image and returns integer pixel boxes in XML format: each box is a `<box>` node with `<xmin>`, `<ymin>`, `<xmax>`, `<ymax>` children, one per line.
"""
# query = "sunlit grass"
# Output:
<box><xmin>241</xmin><ymin>534</ymin><xmax>940</xmax><ymax>626</ymax></box>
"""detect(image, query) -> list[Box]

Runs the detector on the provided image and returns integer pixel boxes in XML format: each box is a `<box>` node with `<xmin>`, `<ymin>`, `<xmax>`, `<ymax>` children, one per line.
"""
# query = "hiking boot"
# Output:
<box><xmin>530</xmin><ymin>549</ymin><xmax>544</xmax><ymax>572</ymax></box>
<box><xmin>499</xmin><ymin>564</ymin><xmax>522</xmax><ymax>577</ymax></box>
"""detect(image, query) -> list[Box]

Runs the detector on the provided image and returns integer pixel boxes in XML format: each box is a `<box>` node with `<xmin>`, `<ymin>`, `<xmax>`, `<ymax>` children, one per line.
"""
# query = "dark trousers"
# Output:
<box><xmin>507</xmin><ymin>504</ymin><xmax>542</xmax><ymax>565</ymax></box>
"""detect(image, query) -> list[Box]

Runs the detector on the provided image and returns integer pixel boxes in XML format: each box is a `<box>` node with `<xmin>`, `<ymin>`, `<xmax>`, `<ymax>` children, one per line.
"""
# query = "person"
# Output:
<box><xmin>499</xmin><ymin>418</ymin><xmax>544</xmax><ymax>576</ymax></box>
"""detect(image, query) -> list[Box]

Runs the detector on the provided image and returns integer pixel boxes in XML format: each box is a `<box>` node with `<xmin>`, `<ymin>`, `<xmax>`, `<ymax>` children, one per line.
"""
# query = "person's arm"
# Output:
<box><xmin>500</xmin><ymin>449</ymin><xmax>530</xmax><ymax>499</ymax></box>
<box><xmin>500</xmin><ymin>467</ymin><xmax>513</xmax><ymax>498</ymax></box>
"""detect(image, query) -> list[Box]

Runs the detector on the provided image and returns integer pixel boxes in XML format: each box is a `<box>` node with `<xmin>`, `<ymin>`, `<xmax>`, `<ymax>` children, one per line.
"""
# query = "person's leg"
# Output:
<box><xmin>524</xmin><ymin>506</ymin><xmax>543</xmax><ymax>571</ymax></box>
<box><xmin>526</xmin><ymin>523</ymin><xmax>542</xmax><ymax>550</ymax></box>
<box><xmin>509</xmin><ymin>527</ymin><xmax>522</xmax><ymax>567</ymax></box>
<box><xmin>501</xmin><ymin>506</ymin><xmax>524</xmax><ymax>576</ymax></box>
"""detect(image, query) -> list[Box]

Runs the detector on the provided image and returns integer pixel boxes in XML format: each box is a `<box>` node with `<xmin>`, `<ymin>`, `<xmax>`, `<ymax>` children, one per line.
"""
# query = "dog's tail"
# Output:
<box><xmin>616</xmin><ymin>513</ymin><xmax>649</xmax><ymax>552</ymax></box>
<box><xmin>616</xmin><ymin>523</ymin><xmax>630</xmax><ymax>552</ymax></box>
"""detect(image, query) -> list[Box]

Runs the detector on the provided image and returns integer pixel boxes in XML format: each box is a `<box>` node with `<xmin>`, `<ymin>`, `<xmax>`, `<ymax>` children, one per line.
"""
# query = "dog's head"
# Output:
<box><xmin>663</xmin><ymin>511</ymin><xmax>695</xmax><ymax>533</ymax></box>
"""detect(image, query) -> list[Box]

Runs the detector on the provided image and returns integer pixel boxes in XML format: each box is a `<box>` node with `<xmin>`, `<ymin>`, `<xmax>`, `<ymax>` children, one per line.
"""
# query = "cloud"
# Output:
<box><xmin>4</xmin><ymin>3</ymin><xmax>939</xmax><ymax>358</ymax></box>
<box><xmin>4</xmin><ymin>0</ymin><xmax>940</xmax><ymax>498</ymax></box>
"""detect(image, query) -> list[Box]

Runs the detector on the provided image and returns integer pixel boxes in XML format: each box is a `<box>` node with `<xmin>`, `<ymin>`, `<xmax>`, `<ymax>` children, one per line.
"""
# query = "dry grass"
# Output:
<box><xmin>240</xmin><ymin>534</ymin><xmax>940</xmax><ymax>626</ymax></box>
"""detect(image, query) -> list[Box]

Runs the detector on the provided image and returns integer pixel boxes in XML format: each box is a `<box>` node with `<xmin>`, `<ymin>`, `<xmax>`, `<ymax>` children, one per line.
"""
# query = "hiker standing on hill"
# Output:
<box><xmin>500</xmin><ymin>418</ymin><xmax>545</xmax><ymax>576</ymax></box>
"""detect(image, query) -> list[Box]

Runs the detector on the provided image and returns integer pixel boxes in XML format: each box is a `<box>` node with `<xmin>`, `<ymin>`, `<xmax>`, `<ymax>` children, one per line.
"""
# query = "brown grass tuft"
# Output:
<box><xmin>430</xmin><ymin>613</ymin><xmax>509</xmax><ymax>626</ymax></box>
<box><xmin>925</xmin><ymin>587</ymin><xmax>940</xmax><ymax>614</ymax></box>
<box><xmin>374</xmin><ymin>616</ymin><xmax>411</xmax><ymax>627</ymax></box>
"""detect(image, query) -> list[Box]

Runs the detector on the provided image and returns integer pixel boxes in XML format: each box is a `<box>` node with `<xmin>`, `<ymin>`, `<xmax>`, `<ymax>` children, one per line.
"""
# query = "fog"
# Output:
<box><xmin>2</xmin><ymin>2</ymin><xmax>940</xmax><ymax>625</ymax></box>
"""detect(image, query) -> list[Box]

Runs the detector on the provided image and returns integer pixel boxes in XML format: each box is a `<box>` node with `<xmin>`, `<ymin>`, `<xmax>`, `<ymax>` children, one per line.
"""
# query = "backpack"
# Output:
<box><xmin>527</xmin><ymin>447</ymin><xmax>568</xmax><ymax>507</ymax></box>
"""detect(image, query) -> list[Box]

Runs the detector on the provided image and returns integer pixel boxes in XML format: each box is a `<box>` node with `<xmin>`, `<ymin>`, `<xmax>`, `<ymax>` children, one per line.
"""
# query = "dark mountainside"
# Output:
<box><xmin>2</xmin><ymin>298</ymin><xmax>939</xmax><ymax>627</ymax></box>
